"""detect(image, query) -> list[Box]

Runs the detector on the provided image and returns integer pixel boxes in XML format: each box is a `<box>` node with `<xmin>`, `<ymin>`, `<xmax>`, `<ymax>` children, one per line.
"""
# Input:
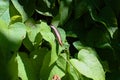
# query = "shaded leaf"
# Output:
<box><xmin>59</xmin><ymin>0</ymin><xmax>72</xmax><ymax>25</ymax></box>
<box><xmin>89</xmin><ymin>6</ymin><xmax>118</xmax><ymax>38</ymax></box>
<box><xmin>11</xmin><ymin>0</ymin><xmax>28</xmax><ymax>22</ymax></box>
<box><xmin>74</xmin><ymin>0</ymin><xmax>88</xmax><ymax>19</ymax></box>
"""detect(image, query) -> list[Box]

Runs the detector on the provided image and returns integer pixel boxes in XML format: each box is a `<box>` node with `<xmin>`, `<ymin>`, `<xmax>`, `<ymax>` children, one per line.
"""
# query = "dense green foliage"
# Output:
<box><xmin>0</xmin><ymin>0</ymin><xmax>120</xmax><ymax>80</ymax></box>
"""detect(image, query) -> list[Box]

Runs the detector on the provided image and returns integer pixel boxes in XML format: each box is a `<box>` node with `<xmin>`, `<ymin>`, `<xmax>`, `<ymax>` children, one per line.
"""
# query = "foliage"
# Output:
<box><xmin>0</xmin><ymin>0</ymin><xmax>120</xmax><ymax>80</ymax></box>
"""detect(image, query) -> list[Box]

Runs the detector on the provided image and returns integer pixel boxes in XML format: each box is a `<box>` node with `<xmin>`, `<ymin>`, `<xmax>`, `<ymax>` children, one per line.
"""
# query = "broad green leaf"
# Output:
<box><xmin>70</xmin><ymin>48</ymin><xmax>105</xmax><ymax>80</ymax></box>
<box><xmin>39</xmin><ymin>22</ymin><xmax>58</xmax><ymax>65</ymax></box>
<box><xmin>7</xmin><ymin>22</ymin><xmax>26</xmax><ymax>51</ymax></box>
<box><xmin>59</xmin><ymin>0</ymin><xmax>72</xmax><ymax>25</ymax></box>
<box><xmin>0</xmin><ymin>0</ymin><xmax>10</xmax><ymax>25</ymax></box>
<box><xmin>11</xmin><ymin>0</ymin><xmax>28</xmax><ymax>22</ymax></box>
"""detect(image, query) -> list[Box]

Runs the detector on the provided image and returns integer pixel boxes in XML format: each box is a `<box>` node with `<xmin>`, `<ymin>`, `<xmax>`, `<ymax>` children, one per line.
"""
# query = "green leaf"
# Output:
<box><xmin>25</xmin><ymin>19</ymin><xmax>42</xmax><ymax>44</ymax></box>
<box><xmin>67</xmin><ymin>64</ymin><xmax>80</xmax><ymax>80</ymax></box>
<box><xmin>70</xmin><ymin>48</ymin><xmax>105</xmax><ymax>80</ymax></box>
<box><xmin>11</xmin><ymin>0</ymin><xmax>28</xmax><ymax>22</ymax></box>
<box><xmin>73</xmin><ymin>41</ymin><xmax>85</xmax><ymax>50</ymax></box>
<box><xmin>89</xmin><ymin>6</ymin><xmax>118</xmax><ymax>38</ymax></box>
<box><xmin>0</xmin><ymin>20</ymin><xmax>26</xmax><ymax>52</ymax></box>
<box><xmin>7</xmin><ymin>23</ymin><xmax>26</xmax><ymax>51</ymax></box>
<box><xmin>39</xmin><ymin>22</ymin><xmax>58</xmax><ymax>65</ymax></box>
<box><xmin>0</xmin><ymin>0</ymin><xmax>10</xmax><ymax>25</ymax></box>
<box><xmin>29</xmin><ymin>48</ymin><xmax>49</xmax><ymax>76</ymax></box>
<box><xmin>35</xmin><ymin>0</ymin><xmax>52</xmax><ymax>16</ymax></box>
<box><xmin>39</xmin><ymin>51</ymin><xmax>52</xmax><ymax>80</ymax></box>
<box><xmin>17</xmin><ymin>53</ymin><xmax>28</xmax><ymax>80</ymax></box>
<box><xmin>23</xmin><ymin>35</ymin><xmax>34</xmax><ymax>52</ymax></box>
<box><xmin>0</xmin><ymin>21</ymin><xmax>26</xmax><ymax>79</ymax></box>
<box><xmin>99</xmin><ymin>6</ymin><xmax>118</xmax><ymax>38</ymax></box>
<box><xmin>7</xmin><ymin>53</ymin><xmax>18</xmax><ymax>80</ymax></box>
<box><xmin>56</xmin><ymin>53</ymin><xmax>67</xmax><ymax>71</ymax></box>
<box><xmin>17</xmin><ymin>52</ymin><xmax>38</xmax><ymax>80</ymax></box>
<box><xmin>59</xmin><ymin>0</ymin><xmax>72</xmax><ymax>25</ymax></box>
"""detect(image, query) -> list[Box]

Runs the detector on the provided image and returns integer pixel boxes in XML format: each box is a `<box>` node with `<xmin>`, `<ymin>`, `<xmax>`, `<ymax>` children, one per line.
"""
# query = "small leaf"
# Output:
<box><xmin>10</xmin><ymin>15</ymin><xmax>22</xmax><ymax>24</ymax></box>
<box><xmin>73</xmin><ymin>41</ymin><xmax>85</xmax><ymax>50</ymax></box>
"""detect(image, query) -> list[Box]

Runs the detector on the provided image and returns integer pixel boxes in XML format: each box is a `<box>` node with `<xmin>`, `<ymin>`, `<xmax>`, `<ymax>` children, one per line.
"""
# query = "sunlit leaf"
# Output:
<box><xmin>0</xmin><ymin>0</ymin><xmax>10</xmax><ymax>25</ymax></box>
<box><xmin>39</xmin><ymin>22</ymin><xmax>58</xmax><ymax>65</ymax></box>
<box><xmin>70</xmin><ymin>48</ymin><xmax>105</xmax><ymax>80</ymax></box>
<box><xmin>17</xmin><ymin>53</ymin><xmax>28</xmax><ymax>80</ymax></box>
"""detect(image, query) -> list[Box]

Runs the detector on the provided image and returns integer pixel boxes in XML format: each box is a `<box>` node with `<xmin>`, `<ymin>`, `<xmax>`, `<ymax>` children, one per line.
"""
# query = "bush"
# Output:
<box><xmin>0</xmin><ymin>0</ymin><xmax>120</xmax><ymax>80</ymax></box>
